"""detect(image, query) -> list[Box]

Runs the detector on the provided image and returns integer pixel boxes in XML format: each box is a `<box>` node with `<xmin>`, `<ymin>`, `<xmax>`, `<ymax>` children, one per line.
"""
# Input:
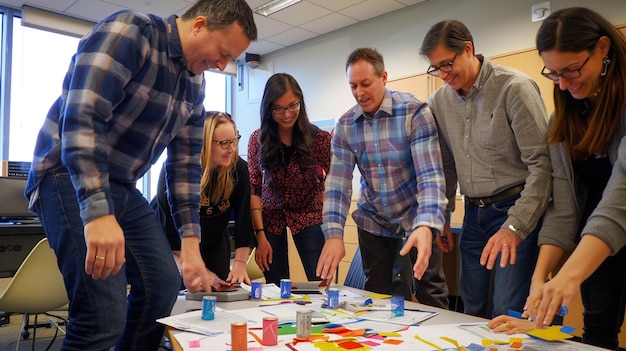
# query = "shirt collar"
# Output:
<box><xmin>166</xmin><ymin>15</ymin><xmax>185</xmax><ymax>66</ymax></box>
<box><xmin>355</xmin><ymin>88</ymin><xmax>394</xmax><ymax>121</ymax></box>
<box><xmin>457</xmin><ymin>54</ymin><xmax>489</xmax><ymax>99</ymax></box>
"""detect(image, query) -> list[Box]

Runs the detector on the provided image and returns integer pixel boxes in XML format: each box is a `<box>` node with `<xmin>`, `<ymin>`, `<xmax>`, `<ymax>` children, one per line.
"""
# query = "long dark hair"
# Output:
<box><xmin>537</xmin><ymin>7</ymin><xmax>626</xmax><ymax>159</ymax></box>
<box><xmin>258</xmin><ymin>73</ymin><xmax>317</xmax><ymax>171</ymax></box>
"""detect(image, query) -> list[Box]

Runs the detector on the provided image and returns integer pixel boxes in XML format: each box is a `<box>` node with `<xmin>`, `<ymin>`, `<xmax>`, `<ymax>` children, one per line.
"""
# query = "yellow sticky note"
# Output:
<box><xmin>378</xmin><ymin>332</ymin><xmax>401</xmax><ymax>337</ymax></box>
<box><xmin>482</xmin><ymin>339</ymin><xmax>509</xmax><ymax>346</ymax></box>
<box><xmin>526</xmin><ymin>326</ymin><xmax>573</xmax><ymax>341</ymax></box>
<box><xmin>363</xmin><ymin>293</ymin><xmax>391</xmax><ymax>299</ymax></box>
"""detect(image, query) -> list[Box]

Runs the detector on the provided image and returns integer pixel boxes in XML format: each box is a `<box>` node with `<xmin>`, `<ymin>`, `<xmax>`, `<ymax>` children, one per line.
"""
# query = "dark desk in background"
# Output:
<box><xmin>0</xmin><ymin>222</ymin><xmax>45</xmax><ymax>278</ymax></box>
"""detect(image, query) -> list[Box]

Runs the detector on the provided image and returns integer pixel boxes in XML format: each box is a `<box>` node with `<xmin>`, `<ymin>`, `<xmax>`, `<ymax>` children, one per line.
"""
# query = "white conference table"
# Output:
<box><xmin>168</xmin><ymin>285</ymin><xmax>609</xmax><ymax>351</ymax></box>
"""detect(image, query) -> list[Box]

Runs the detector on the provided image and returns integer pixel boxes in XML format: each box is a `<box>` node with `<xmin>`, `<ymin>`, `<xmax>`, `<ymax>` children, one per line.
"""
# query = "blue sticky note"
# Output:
<box><xmin>507</xmin><ymin>309</ymin><xmax>523</xmax><ymax>319</ymax></box>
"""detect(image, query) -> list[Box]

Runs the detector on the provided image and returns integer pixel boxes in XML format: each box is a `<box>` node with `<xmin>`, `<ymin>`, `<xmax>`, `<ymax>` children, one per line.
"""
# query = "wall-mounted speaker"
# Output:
<box><xmin>245</xmin><ymin>53</ymin><xmax>261</xmax><ymax>69</ymax></box>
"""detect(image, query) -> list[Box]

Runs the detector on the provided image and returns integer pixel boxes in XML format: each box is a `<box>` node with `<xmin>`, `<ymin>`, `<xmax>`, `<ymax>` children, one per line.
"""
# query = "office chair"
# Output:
<box><xmin>0</xmin><ymin>238</ymin><xmax>68</xmax><ymax>351</ymax></box>
<box><xmin>343</xmin><ymin>246</ymin><xmax>366</xmax><ymax>289</ymax></box>
<box><xmin>246</xmin><ymin>248</ymin><xmax>265</xmax><ymax>282</ymax></box>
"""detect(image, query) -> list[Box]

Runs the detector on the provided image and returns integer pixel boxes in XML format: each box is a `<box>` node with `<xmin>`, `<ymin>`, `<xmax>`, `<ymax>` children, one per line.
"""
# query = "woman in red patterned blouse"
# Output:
<box><xmin>248</xmin><ymin>73</ymin><xmax>331</xmax><ymax>285</ymax></box>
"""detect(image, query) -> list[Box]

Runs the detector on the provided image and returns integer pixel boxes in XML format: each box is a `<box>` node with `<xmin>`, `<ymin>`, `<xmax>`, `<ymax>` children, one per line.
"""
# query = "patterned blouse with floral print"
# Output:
<box><xmin>248</xmin><ymin>127</ymin><xmax>331</xmax><ymax>236</ymax></box>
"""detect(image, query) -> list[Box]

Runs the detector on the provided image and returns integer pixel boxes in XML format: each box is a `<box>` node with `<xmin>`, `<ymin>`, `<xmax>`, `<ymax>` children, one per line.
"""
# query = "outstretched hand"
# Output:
<box><xmin>315</xmin><ymin>238</ymin><xmax>345</xmax><ymax>282</ymax></box>
<box><xmin>487</xmin><ymin>315</ymin><xmax>535</xmax><ymax>334</ymax></box>
<box><xmin>480</xmin><ymin>228</ymin><xmax>521</xmax><ymax>269</ymax></box>
<box><xmin>399</xmin><ymin>226</ymin><xmax>433</xmax><ymax>280</ymax></box>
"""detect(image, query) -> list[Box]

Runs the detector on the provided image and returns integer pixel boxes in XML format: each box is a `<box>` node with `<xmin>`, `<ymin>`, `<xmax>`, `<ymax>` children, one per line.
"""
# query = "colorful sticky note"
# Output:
<box><xmin>378</xmin><ymin>332</ymin><xmax>401</xmax><ymax>337</ymax></box>
<box><xmin>363</xmin><ymin>293</ymin><xmax>391</xmax><ymax>299</ymax></box>
<box><xmin>382</xmin><ymin>338</ymin><xmax>404</xmax><ymax>345</ymax></box>
<box><xmin>526</xmin><ymin>326</ymin><xmax>574</xmax><ymax>341</ymax></box>
<box><xmin>187</xmin><ymin>340</ymin><xmax>200</xmax><ymax>348</ymax></box>
<box><xmin>337</xmin><ymin>340</ymin><xmax>364</xmax><ymax>349</ymax></box>
<box><xmin>361</xmin><ymin>340</ymin><xmax>380</xmax><ymax>346</ymax></box>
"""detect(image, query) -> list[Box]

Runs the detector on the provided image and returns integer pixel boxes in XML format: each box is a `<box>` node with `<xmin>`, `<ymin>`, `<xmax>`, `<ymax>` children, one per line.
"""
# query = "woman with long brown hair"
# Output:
<box><xmin>490</xmin><ymin>8</ymin><xmax>626</xmax><ymax>350</ymax></box>
<box><xmin>247</xmin><ymin>73</ymin><xmax>331</xmax><ymax>285</ymax></box>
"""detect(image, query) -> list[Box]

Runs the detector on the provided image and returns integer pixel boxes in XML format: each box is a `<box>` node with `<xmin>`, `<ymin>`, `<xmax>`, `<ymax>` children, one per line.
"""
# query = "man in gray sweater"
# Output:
<box><xmin>420</xmin><ymin>20</ymin><xmax>551</xmax><ymax>318</ymax></box>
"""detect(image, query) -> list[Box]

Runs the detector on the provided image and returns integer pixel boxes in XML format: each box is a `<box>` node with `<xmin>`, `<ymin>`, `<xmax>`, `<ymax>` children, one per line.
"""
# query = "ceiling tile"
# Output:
<box><xmin>339</xmin><ymin>0</ymin><xmax>405</xmax><ymax>21</ymax></box>
<box><xmin>245</xmin><ymin>0</ymin><xmax>268</xmax><ymax>8</ymax></box>
<box><xmin>306</xmin><ymin>0</ymin><xmax>365</xmax><ymax>12</ymax></box>
<box><xmin>265</xmin><ymin>27</ymin><xmax>317</xmax><ymax>46</ymax></box>
<box><xmin>396</xmin><ymin>0</ymin><xmax>429</xmax><ymax>5</ymax></box>
<box><xmin>0</xmin><ymin>0</ymin><xmax>432</xmax><ymax>57</ymax></box>
<box><xmin>253</xmin><ymin>14</ymin><xmax>292</xmax><ymax>39</ymax></box>
<box><xmin>15</xmin><ymin>0</ymin><xmax>76</xmax><ymax>12</ymax></box>
<box><xmin>266</xmin><ymin>1</ymin><xmax>332</xmax><ymax>27</ymax></box>
<box><xmin>66</xmin><ymin>0</ymin><xmax>126</xmax><ymax>22</ymax></box>
<box><xmin>0</xmin><ymin>0</ymin><xmax>23</xmax><ymax>7</ymax></box>
<box><xmin>105</xmin><ymin>0</ymin><xmax>190</xmax><ymax>17</ymax></box>
<box><xmin>246</xmin><ymin>40</ymin><xmax>286</xmax><ymax>56</ymax></box>
<box><xmin>300</xmin><ymin>12</ymin><xmax>358</xmax><ymax>34</ymax></box>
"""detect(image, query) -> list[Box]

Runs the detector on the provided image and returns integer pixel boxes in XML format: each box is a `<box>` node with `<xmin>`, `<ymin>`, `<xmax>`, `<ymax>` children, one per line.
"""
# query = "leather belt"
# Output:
<box><xmin>466</xmin><ymin>184</ymin><xmax>524</xmax><ymax>207</ymax></box>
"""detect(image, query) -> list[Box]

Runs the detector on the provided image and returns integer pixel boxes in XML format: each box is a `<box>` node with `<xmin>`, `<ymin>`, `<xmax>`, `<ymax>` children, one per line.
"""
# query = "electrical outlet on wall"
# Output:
<box><xmin>531</xmin><ymin>1</ymin><xmax>550</xmax><ymax>22</ymax></box>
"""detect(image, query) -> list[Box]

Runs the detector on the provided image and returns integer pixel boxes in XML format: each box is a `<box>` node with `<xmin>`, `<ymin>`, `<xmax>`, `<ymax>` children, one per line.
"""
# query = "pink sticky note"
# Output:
<box><xmin>361</xmin><ymin>340</ymin><xmax>380</xmax><ymax>346</ymax></box>
<box><xmin>188</xmin><ymin>340</ymin><xmax>201</xmax><ymax>348</ymax></box>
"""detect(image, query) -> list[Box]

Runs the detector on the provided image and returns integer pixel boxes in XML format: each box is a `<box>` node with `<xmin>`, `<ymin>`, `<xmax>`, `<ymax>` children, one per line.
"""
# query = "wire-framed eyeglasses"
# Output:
<box><xmin>271</xmin><ymin>101</ymin><xmax>300</xmax><ymax>116</ymax></box>
<box><xmin>427</xmin><ymin>53</ymin><xmax>458</xmax><ymax>77</ymax></box>
<box><xmin>212</xmin><ymin>135</ymin><xmax>241</xmax><ymax>149</ymax></box>
<box><xmin>541</xmin><ymin>41</ymin><xmax>599</xmax><ymax>82</ymax></box>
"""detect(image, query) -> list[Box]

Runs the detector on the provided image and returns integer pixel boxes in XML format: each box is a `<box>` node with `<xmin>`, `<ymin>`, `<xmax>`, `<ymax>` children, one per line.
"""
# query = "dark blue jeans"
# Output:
<box><xmin>460</xmin><ymin>195</ymin><xmax>539</xmax><ymax>318</ymax></box>
<box><xmin>33</xmin><ymin>170</ymin><xmax>180</xmax><ymax>350</ymax></box>
<box><xmin>262</xmin><ymin>225</ymin><xmax>325</xmax><ymax>285</ymax></box>
<box><xmin>580</xmin><ymin>245</ymin><xmax>626</xmax><ymax>350</ymax></box>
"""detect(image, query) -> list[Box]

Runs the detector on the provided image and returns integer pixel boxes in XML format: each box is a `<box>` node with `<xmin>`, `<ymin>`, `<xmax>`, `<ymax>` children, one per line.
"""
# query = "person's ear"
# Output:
<box><xmin>192</xmin><ymin>16</ymin><xmax>208</xmax><ymax>33</ymax></box>
<box><xmin>464</xmin><ymin>41</ymin><xmax>474</xmax><ymax>56</ymax></box>
<box><xmin>597</xmin><ymin>35</ymin><xmax>611</xmax><ymax>58</ymax></box>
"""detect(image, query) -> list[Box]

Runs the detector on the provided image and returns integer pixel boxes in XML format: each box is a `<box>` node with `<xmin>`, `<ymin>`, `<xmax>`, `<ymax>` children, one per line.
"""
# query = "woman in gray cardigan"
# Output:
<box><xmin>521</xmin><ymin>7</ymin><xmax>626</xmax><ymax>350</ymax></box>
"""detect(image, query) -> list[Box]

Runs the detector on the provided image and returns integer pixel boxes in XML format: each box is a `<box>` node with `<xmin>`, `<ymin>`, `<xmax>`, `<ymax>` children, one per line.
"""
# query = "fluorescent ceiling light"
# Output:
<box><xmin>253</xmin><ymin>0</ymin><xmax>302</xmax><ymax>16</ymax></box>
<box><xmin>22</xmin><ymin>5</ymin><xmax>94</xmax><ymax>38</ymax></box>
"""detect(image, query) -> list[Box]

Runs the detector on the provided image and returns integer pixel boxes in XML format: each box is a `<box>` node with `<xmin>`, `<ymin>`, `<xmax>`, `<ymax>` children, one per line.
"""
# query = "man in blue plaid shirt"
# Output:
<box><xmin>316</xmin><ymin>48</ymin><xmax>449</xmax><ymax>308</ymax></box>
<box><xmin>24</xmin><ymin>1</ymin><xmax>256</xmax><ymax>349</ymax></box>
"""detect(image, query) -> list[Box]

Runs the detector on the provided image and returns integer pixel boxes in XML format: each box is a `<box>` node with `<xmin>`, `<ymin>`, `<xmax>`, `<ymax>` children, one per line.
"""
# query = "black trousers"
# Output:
<box><xmin>580</xmin><ymin>245</ymin><xmax>626</xmax><ymax>350</ymax></box>
<box><xmin>357</xmin><ymin>228</ymin><xmax>448</xmax><ymax>308</ymax></box>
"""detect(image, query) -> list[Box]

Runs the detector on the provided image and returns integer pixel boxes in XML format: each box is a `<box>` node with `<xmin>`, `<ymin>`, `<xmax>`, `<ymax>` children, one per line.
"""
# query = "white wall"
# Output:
<box><xmin>233</xmin><ymin>0</ymin><xmax>626</xmax><ymax>193</ymax></box>
<box><xmin>234</xmin><ymin>0</ymin><xmax>625</xmax><ymax>143</ymax></box>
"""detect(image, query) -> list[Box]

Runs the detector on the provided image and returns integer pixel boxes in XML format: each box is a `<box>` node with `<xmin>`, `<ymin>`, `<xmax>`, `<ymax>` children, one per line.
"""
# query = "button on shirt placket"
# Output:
<box><xmin>464</xmin><ymin>98</ymin><xmax>472</xmax><ymax>192</ymax></box>
<box><xmin>372</xmin><ymin>119</ymin><xmax>389</xmax><ymax>215</ymax></box>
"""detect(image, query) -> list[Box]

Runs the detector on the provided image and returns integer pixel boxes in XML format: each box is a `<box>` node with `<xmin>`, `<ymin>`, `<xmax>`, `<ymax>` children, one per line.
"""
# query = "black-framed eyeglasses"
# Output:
<box><xmin>212</xmin><ymin>135</ymin><xmax>241</xmax><ymax>149</ymax></box>
<box><xmin>427</xmin><ymin>53</ymin><xmax>458</xmax><ymax>77</ymax></box>
<box><xmin>271</xmin><ymin>101</ymin><xmax>300</xmax><ymax>116</ymax></box>
<box><xmin>541</xmin><ymin>41</ymin><xmax>599</xmax><ymax>82</ymax></box>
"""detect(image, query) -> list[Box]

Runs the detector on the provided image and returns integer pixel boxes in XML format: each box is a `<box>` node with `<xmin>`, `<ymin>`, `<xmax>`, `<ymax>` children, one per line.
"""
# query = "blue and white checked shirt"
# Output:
<box><xmin>322</xmin><ymin>89</ymin><xmax>447</xmax><ymax>239</ymax></box>
<box><xmin>25</xmin><ymin>11</ymin><xmax>206</xmax><ymax>239</ymax></box>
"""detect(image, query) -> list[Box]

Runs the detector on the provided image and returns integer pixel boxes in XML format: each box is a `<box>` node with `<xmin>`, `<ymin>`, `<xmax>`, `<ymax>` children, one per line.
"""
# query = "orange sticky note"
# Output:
<box><xmin>382</xmin><ymin>338</ymin><xmax>404</xmax><ymax>345</ymax></box>
<box><xmin>337</xmin><ymin>340</ymin><xmax>363</xmax><ymax>349</ymax></box>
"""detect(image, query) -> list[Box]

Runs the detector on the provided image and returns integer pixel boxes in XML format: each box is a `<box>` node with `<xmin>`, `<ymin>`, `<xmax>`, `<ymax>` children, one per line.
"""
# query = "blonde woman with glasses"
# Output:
<box><xmin>152</xmin><ymin>111</ymin><xmax>255</xmax><ymax>287</ymax></box>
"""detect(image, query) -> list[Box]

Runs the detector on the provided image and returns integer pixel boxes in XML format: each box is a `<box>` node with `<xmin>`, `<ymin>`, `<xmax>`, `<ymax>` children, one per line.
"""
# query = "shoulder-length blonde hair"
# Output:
<box><xmin>201</xmin><ymin>111</ymin><xmax>238</xmax><ymax>203</ymax></box>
